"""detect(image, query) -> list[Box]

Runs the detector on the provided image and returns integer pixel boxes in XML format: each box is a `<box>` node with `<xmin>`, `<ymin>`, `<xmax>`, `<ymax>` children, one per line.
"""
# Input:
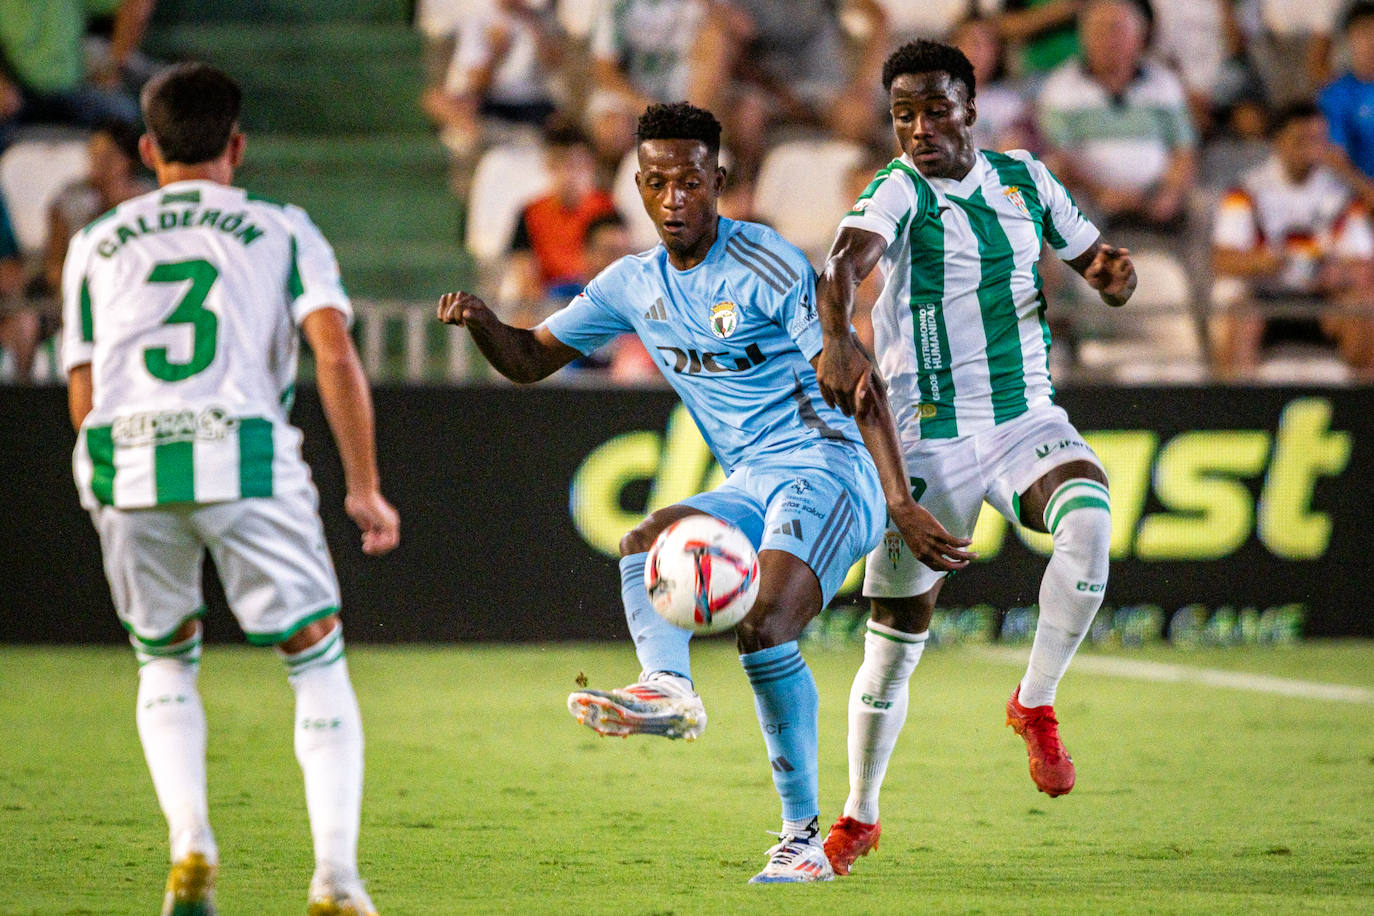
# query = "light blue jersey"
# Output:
<box><xmin>542</xmin><ymin>217</ymin><xmax>863</xmax><ymax>476</ymax></box>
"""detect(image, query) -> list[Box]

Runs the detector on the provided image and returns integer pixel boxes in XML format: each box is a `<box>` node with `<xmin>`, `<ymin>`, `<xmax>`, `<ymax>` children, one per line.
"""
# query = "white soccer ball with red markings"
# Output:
<box><xmin>645</xmin><ymin>515</ymin><xmax>760</xmax><ymax>633</ymax></box>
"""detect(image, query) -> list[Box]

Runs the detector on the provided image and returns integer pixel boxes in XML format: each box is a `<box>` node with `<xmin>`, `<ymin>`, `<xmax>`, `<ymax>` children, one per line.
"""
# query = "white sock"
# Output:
<box><xmin>842</xmin><ymin>621</ymin><xmax>927</xmax><ymax>824</ymax></box>
<box><xmin>1020</xmin><ymin>480</ymin><xmax>1112</xmax><ymax>708</ymax></box>
<box><xmin>280</xmin><ymin>626</ymin><xmax>364</xmax><ymax>880</ymax></box>
<box><xmin>135</xmin><ymin>643</ymin><xmax>217</xmax><ymax>864</ymax></box>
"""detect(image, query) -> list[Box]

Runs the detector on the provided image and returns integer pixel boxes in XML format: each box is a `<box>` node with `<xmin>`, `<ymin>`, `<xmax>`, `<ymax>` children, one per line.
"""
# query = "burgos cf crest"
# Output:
<box><xmin>710</xmin><ymin>301</ymin><xmax>740</xmax><ymax>338</ymax></box>
<box><xmin>1003</xmin><ymin>185</ymin><xmax>1031</xmax><ymax>219</ymax></box>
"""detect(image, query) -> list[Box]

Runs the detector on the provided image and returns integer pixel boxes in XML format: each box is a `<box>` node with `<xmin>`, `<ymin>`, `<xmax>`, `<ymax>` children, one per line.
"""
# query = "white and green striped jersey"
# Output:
<box><xmin>61</xmin><ymin>179</ymin><xmax>352</xmax><ymax>510</ymax></box>
<box><xmin>838</xmin><ymin>150</ymin><xmax>1098</xmax><ymax>444</ymax></box>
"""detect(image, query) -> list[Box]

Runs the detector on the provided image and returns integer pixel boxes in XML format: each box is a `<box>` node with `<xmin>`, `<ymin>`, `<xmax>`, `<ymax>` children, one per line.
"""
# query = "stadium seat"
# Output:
<box><xmin>464</xmin><ymin>142</ymin><xmax>551</xmax><ymax>262</ymax></box>
<box><xmin>1074</xmin><ymin>247</ymin><xmax>1207</xmax><ymax>382</ymax></box>
<box><xmin>752</xmin><ymin>138</ymin><xmax>864</xmax><ymax>258</ymax></box>
<box><xmin>0</xmin><ymin>138</ymin><xmax>89</xmax><ymax>254</ymax></box>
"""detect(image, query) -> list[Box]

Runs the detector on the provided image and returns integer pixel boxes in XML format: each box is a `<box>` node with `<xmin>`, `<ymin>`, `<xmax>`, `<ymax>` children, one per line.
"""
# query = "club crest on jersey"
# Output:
<box><xmin>710</xmin><ymin>301</ymin><xmax>740</xmax><ymax>338</ymax></box>
<box><xmin>884</xmin><ymin>531</ymin><xmax>904</xmax><ymax>568</ymax></box>
<box><xmin>1003</xmin><ymin>186</ymin><xmax>1031</xmax><ymax>219</ymax></box>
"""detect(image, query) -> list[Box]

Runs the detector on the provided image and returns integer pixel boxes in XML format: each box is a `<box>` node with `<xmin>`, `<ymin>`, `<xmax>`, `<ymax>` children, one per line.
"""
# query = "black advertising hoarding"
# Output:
<box><xmin>1</xmin><ymin>384</ymin><xmax>1369</xmax><ymax>642</ymax></box>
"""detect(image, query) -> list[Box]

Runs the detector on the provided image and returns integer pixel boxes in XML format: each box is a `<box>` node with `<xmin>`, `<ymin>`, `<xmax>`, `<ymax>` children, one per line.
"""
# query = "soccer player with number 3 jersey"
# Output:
<box><xmin>813</xmin><ymin>40</ymin><xmax>1138</xmax><ymax>875</ymax></box>
<box><xmin>62</xmin><ymin>64</ymin><xmax>399</xmax><ymax>915</ymax></box>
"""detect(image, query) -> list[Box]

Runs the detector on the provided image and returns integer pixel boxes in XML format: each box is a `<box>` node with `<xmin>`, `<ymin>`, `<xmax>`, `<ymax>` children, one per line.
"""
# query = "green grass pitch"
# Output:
<box><xmin>2</xmin><ymin>639</ymin><xmax>1372</xmax><ymax>914</ymax></box>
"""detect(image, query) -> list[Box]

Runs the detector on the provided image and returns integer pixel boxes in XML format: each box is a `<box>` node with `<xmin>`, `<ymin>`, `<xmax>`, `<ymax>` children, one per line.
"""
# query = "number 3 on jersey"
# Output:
<box><xmin>144</xmin><ymin>258</ymin><xmax>219</xmax><ymax>381</ymax></box>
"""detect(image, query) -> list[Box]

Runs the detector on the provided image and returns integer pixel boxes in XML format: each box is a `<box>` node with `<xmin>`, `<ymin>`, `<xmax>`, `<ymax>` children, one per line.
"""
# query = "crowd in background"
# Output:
<box><xmin>418</xmin><ymin>0</ymin><xmax>1374</xmax><ymax>382</ymax></box>
<box><xmin>3</xmin><ymin>1</ymin><xmax>1374</xmax><ymax>383</ymax></box>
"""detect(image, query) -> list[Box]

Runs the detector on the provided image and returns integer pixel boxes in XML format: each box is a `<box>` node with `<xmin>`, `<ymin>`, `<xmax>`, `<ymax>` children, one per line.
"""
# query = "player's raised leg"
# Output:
<box><xmin>568</xmin><ymin>505</ymin><xmax>708</xmax><ymax>740</ymax></box>
<box><xmin>1007</xmin><ymin>460</ymin><xmax>1112</xmax><ymax>797</ymax></box>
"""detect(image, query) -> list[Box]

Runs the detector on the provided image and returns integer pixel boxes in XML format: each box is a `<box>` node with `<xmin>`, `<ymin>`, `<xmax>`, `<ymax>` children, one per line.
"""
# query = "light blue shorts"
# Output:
<box><xmin>682</xmin><ymin>443</ymin><xmax>885</xmax><ymax>606</ymax></box>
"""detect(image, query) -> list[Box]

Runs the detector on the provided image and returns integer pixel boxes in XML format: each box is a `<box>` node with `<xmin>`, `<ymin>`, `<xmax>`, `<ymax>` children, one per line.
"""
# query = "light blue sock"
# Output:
<box><xmin>621</xmin><ymin>552</ymin><xmax>692</xmax><ymax>682</ymax></box>
<box><xmin>740</xmin><ymin>641</ymin><xmax>819</xmax><ymax>822</ymax></box>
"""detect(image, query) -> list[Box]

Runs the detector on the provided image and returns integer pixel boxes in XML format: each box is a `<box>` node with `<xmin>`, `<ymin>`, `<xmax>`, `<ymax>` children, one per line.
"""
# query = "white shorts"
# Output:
<box><xmin>91</xmin><ymin>486</ymin><xmax>341</xmax><ymax>647</ymax></box>
<box><xmin>864</xmin><ymin>405</ymin><xmax>1104</xmax><ymax>599</ymax></box>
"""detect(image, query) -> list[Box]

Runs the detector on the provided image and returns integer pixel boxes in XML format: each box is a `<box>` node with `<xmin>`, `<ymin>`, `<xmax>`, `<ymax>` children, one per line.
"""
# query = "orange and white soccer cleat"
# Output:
<box><xmin>567</xmin><ymin>673</ymin><xmax>706</xmax><ymax>740</ymax></box>
<box><xmin>822</xmin><ymin>816</ymin><xmax>881</xmax><ymax>876</ymax></box>
<box><xmin>1005</xmin><ymin>685</ymin><xmax>1075</xmax><ymax>796</ymax></box>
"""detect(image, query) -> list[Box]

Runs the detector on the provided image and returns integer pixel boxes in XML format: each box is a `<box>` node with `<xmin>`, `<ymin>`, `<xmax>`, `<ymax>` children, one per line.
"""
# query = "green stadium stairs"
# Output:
<box><xmin>145</xmin><ymin>4</ymin><xmax>470</xmax><ymax>305</ymax></box>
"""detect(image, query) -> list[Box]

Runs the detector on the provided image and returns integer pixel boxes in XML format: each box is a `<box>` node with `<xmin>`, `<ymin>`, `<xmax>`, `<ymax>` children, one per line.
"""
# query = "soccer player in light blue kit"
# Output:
<box><xmin>438</xmin><ymin>102</ymin><xmax>973</xmax><ymax>884</ymax></box>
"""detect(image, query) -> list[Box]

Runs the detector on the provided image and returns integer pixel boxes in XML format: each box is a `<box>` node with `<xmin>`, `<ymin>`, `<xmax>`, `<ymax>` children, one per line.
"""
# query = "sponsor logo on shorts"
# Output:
<box><xmin>1035</xmin><ymin>438</ymin><xmax>1090</xmax><ymax>460</ymax></box>
<box><xmin>112</xmin><ymin>406</ymin><xmax>238</xmax><ymax>447</ymax></box>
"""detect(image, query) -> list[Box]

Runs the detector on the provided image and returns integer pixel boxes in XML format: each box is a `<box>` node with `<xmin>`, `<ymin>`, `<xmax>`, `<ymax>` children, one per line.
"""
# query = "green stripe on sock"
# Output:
<box><xmin>1048</xmin><ymin>495</ymin><xmax>1111</xmax><ymax>534</ymax></box>
<box><xmin>154</xmin><ymin>439</ymin><xmax>195</xmax><ymax>504</ymax></box>
<box><xmin>283</xmin><ymin>628</ymin><xmax>341</xmax><ymax>669</ymax></box>
<box><xmin>866</xmin><ymin>622</ymin><xmax>927</xmax><ymax>644</ymax></box>
<box><xmin>86</xmin><ymin>425</ymin><xmax>115</xmax><ymax>505</ymax></box>
<box><xmin>237</xmin><ymin>417</ymin><xmax>274</xmax><ymax>498</ymax></box>
<box><xmin>246</xmin><ymin>605</ymin><xmax>340</xmax><ymax>646</ymax></box>
<box><xmin>1042</xmin><ymin>480</ymin><xmax>1110</xmax><ymax>529</ymax></box>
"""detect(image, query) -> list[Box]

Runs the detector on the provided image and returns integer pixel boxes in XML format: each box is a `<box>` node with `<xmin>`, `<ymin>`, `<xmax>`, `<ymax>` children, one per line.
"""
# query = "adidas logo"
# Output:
<box><xmin>770</xmin><ymin>519</ymin><xmax>802</xmax><ymax>539</ymax></box>
<box><xmin>770</xmin><ymin>755</ymin><xmax>795</xmax><ymax>773</ymax></box>
<box><xmin>643</xmin><ymin>298</ymin><xmax>668</xmax><ymax>321</ymax></box>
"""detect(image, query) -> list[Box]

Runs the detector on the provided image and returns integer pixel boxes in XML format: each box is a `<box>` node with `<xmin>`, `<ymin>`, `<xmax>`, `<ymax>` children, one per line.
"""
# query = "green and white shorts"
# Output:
<box><xmin>90</xmin><ymin>485</ymin><xmax>341</xmax><ymax>648</ymax></box>
<box><xmin>865</xmin><ymin>405</ymin><xmax>1106</xmax><ymax>599</ymax></box>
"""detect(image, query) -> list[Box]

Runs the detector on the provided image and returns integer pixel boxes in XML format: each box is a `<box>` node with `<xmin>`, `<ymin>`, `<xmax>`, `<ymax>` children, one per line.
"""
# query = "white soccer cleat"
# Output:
<box><xmin>567</xmin><ymin>672</ymin><xmax>707</xmax><ymax>740</ymax></box>
<box><xmin>307</xmin><ymin>869</ymin><xmax>378</xmax><ymax>916</ymax></box>
<box><xmin>748</xmin><ymin>832</ymin><xmax>835</xmax><ymax>884</ymax></box>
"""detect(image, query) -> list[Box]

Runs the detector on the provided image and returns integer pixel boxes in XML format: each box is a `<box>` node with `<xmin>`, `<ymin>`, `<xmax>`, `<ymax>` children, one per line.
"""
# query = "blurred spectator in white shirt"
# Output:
<box><xmin>1038</xmin><ymin>0</ymin><xmax>1198</xmax><ymax>228</ymax></box>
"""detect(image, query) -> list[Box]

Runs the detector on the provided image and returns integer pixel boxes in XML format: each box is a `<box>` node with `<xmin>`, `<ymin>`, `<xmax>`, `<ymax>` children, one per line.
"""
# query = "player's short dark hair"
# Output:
<box><xmin>1345</xmin><ymin>0</ymin><xmax>1374</xmax><ymax>31</ymax></box>
<box><xmin>141</xmin><ymin>63</ymin><xmax>242</xmax><ymax>165</ymax></box>
<box><xmin>1271</xmin><ymin>99</ymin><xmax>1324</xmax><ymax>135</ymax></box>
<box><xmin>882</xmin><ymin>39</ymin><xmax>976</xmax><ymax>99</ymax></box>
<box><xmin>635</xmin><ymin>102</ymin><xmax>721</xmax><ymax>157</ymax></box>
<box><xmin>95</xmin><ymin>118</ymin><xmax>143</xmax><ymax>165</ymax></box>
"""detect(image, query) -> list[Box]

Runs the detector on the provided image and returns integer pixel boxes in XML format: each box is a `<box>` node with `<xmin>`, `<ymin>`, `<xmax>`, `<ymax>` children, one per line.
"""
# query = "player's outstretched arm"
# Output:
<box><xmin>302</xmin><ymin>307</ymin><xmax>400</xmax><ymax>556</ymax></box>
<box><xmin>1070</xmin><ymin>237</ymin><xmax>1137</xmax><ymax>308</ymax></box>
<box><xmin>437</xmin><ymin>290</ymin><xmax>580</xmax><ymax>383</ymax></box>
<box><xmin>816</xmin><ymin>227</ymin><xmax>888</xmax><ymax>416</ymax></box>
<box><xmin>836</xmin><ymin>349</ymin><xmax>976</xmax><ymax>573</ymax></box>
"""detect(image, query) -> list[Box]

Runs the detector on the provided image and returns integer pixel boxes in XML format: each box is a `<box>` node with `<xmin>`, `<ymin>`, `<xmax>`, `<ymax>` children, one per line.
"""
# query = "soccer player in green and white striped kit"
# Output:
<box><xmin>813</xmin><ymin>39</ymin><xmax>1137</xmax><ymax>874</ymax></box>
<box><xmin>62</xmin><ymin>64</ymin><xmax>399</xmax><ymax>915</ymax></box>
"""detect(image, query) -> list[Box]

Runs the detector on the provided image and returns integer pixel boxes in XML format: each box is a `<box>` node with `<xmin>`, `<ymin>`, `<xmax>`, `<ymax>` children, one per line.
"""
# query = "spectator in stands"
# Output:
<box><xmin>39</xmin><ymin>119</ymin><xmax>152</xmax><ymax>297</ymax></box>
<box><xmin>1245</xmin><ymin>0</ymin><xmax>1344</xmax><ymax>105</ymax></box>
<box><xmin>0</xmin><ymin>191</ymin><xmax>33</xmax><ymax>380</ymax></box>
<box><xmin>1150</xmin><ymin>0</ymin><xmax>1261</xmax><ymax>138</ymax></box>
<box><xmin>1211</xmin><ymin>100</ymin><xmax>1374</xmax><ymax>379</ymax></box>
<box><xmin>421</xmin><ymin>0</ymin><xmax>564</xmax><ymax>159</ymax></box>
<box><xmin>995</xmin><ymin>0</ymin><xmax>1084</xmax><ymax>77</ymax></box>
<box><xmin>1038</xmin><ymin>0</ymin><xmax>1198</xmax><ymax>229</ymax></box>
<box><xmin>1319</xmin><ymin>1</ymin><xmax>1374</xmax><ymax>208</ymax></box>
<box><xmin>880</xmin><ymin>0</ymin><xmax>1005</xmax><ymax>45</ymax></box>
<box><xmin>951</xmin><ymin>15</ymin><xmax>1036</xmax><ymax>152</ymax></box>
<box><xmin>0</xmin><ymin>0</ymin><xmax>145</xmax><ymax>147</ymax></box>
<box><xmin>716</xmin><ymin>0</ymin><xmax>889</xmax><ymax>187</ymax></box>
<box><xmin>500</xmin><ymin>120</ymin><xmax>617</xmax><ymax>324</ymax></box>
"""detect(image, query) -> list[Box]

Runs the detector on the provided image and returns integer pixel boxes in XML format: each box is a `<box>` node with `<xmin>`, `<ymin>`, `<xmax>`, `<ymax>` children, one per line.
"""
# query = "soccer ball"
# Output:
<box><xmin>645</xmin><ymin>515</ymin><xmax>759</xmax><ymax>633</ymax></box>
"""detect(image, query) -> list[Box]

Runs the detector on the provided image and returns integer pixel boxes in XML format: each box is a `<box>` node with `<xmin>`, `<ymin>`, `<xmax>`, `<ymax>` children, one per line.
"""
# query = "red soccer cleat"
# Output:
<box><xmin>822</xmin><ymin>816</ymin><xmax>881</xmax><ymax>876</ymax></box>
<box><xmin>1005</xmin><ymin>686</ymin><xmax>1075</xmax><ymax>796</ymax></box>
